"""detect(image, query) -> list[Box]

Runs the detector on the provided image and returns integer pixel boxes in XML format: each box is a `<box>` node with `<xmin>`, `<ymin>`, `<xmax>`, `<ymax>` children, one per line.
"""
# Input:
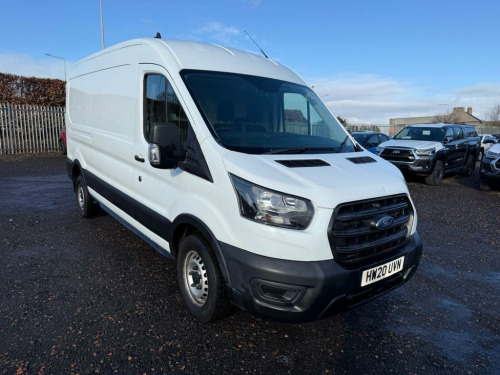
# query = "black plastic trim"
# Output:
<box><xmin>276</xmin><ymin>159</ymin><xmax>330</xmax><ymax>168</ymax></box>
<box><xmin>82</xmin><ymin>169</ymin><xmax>172</xmax><ymax>242</ymax></box>
<box><xmin>218</xmin><ymin>232</ymin><xmax>422</xmax><ymax>322</ymax></box>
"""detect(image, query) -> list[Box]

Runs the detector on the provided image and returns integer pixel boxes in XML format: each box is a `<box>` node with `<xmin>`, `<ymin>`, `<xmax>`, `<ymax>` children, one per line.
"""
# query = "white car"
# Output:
<box><xmin>479</xmin><ymin>134</ymin><xmax>496</xmax><ymax>160</ymax></box>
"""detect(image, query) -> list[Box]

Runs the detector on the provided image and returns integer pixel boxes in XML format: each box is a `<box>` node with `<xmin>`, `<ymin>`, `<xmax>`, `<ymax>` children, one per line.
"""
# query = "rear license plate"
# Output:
<box><xmin>361</xmin><ymin>256</ymin><xmax>404</xmax><ymax>287</ymax></box>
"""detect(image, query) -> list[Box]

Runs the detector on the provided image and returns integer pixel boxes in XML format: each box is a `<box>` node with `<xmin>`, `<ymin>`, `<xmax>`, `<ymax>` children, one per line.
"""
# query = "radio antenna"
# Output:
<box><xmin>244</xmin><ymin>30</ymin><xmax>269</xmax><ymax>59</ymax></box>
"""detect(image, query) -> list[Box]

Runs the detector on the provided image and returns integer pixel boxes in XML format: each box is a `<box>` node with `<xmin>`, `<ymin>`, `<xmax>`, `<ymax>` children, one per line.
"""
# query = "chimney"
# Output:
<box><xmin>452</xmin><ymin>107</ymin><xmax>464</xmax><ymax>114</ymax></box>
<box><xmin>467</xmin><ymin>107</ymin><xmax>472</xmax><ymax>115</ymax></box>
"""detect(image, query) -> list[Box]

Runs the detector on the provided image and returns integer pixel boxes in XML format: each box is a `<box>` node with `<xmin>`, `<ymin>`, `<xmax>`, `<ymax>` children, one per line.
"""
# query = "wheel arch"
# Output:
<box><xmin>169</xmin><ymin>214</ymin><xmax>232</xmax><ymax>287</ymax></box>
<box><xmin>68</xmin><ymin>159</ymin><xmax>85</xmax><ymax>191</ymax></box>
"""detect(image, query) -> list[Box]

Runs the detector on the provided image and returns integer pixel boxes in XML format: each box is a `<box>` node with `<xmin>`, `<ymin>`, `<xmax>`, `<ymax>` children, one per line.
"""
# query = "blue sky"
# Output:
<box><xmin>1</xmin><ymin>0</ymin><xmax>499</xmax><ymax>124</ymax></box>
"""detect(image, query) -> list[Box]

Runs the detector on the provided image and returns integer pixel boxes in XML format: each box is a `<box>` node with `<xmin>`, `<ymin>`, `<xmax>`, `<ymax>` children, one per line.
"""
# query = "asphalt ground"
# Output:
<box><xmin>0</xmin><ymin>153</ymin><xmax>499</xmax><ymax>375</ymax></box>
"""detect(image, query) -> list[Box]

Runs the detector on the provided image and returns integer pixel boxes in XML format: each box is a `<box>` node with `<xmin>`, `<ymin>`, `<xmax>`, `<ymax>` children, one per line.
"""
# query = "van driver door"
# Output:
<box><xmin>131</xmin><ymin>65</ymin><xmax>190</xmax><ymax>249</ymax></box>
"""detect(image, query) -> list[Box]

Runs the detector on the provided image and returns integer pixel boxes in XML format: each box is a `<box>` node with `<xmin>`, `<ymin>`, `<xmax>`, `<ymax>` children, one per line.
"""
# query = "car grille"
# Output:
<box><xmin>380</xmin><ymin>148</ymin><xmax>415</xmax><ymax>162</ymax></box>
<box><xmin>328</xmin><ymin>194</ymin><xmax>413</xmax><ymax>267</ymax></box>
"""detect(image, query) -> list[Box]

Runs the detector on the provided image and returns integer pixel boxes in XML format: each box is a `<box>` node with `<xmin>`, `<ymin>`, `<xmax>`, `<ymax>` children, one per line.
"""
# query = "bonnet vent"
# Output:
<box><xmin>347</xmin><ymin>156</ymin><xmax>377</xmax><ymax>164</ymax></box>
<box><xmin>276</xmin><ymin>159</ymin><xmax>330</xmax><ymax>168</ymax></box>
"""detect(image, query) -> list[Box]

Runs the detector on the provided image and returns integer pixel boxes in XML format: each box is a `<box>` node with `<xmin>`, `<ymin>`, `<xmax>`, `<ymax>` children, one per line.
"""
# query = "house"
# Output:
<box><xmin>390</xmin><ymin>107</ymin><xmax>483</xmax><ymax>130</ymax></box>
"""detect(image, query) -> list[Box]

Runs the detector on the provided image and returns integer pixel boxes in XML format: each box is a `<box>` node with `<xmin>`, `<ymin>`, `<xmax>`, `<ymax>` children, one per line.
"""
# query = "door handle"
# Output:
<box><xmin>134</xmin><ymin>155</ymin><xmax>145</xmax><ymax>163</ymax></box>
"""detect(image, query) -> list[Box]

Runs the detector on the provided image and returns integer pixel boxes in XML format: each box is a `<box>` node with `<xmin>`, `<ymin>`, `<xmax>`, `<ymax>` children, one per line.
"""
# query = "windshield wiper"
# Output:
<box><xmin>265</xmin><ymin>147</ymin><xmax>336</xmax><ymax>155</ymax></box>
<box><xmin>336</xmin><ymin>136</ymin><xmax>349</xmax><ymax>153</ymax></box>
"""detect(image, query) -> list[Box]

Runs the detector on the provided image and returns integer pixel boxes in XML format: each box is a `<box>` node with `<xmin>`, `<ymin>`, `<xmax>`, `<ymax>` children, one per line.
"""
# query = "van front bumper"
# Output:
<box><xmin>219</xmin><ymin>232</ymin><xmax>422</xmax><ymax>323</ymax></box>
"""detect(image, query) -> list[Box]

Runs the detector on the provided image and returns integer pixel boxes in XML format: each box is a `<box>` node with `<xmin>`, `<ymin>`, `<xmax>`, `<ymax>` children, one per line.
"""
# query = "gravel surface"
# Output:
<box><xmin>0</xmin><ymin>153</ymin><xmax>499</xmax><ymax>375</ymax></box>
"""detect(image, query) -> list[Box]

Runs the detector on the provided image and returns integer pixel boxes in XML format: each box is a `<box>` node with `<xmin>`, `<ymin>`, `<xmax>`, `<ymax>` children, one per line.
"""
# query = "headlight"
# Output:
<box><xmin>485</xmin><ymin>150</ymin><xmax>500</xmax><ymax>159</ymax></box>
<box><xmin>230</xmin><ymin>174</ymin><xmax>314</xmax><ymax>230</ymax></box>
<box><xmin>375</xmin><ymin>146</ymin><xmax>384</xmax><ymax>155</ymax></box>
<box><xmin>415</xmin><ymin>148</ymin><xmax>436</xmax><ymax>156</ymax></box>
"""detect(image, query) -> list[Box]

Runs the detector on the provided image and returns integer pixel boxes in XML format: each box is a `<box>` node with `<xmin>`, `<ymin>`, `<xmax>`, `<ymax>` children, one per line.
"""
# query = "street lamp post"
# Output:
<box><xmin>45</xmin><ymin>53</ymin><xmax>67</xmax><ymax>81</ymax></box>
<box><xmin>100</xmin><ymin>0</ymin><xmax>105</xmax><ymax>49</ymax></box>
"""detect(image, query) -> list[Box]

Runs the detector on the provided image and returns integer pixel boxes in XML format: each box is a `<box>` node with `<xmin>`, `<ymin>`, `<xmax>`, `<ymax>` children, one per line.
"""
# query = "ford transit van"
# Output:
<box><xmin>66</xmin><ymin>38</ymin><xmax>422</xmax><ymax>322</ymax></box>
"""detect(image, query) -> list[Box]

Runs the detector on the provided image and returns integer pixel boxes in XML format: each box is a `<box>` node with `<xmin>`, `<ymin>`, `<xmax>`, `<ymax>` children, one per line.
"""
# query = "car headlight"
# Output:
<box><xmin>230</xmin><ymin>174</ymin><xmax>314</xmax><ymax>230</ymax></box>
<box><xmin>485</xmin><ymin>150</ymin><xmax>500</xmax><ymax>159</ymax></box>
<box><xmin>375</xmin><ymin>146</ymin><xmax>384</xmax><ymax>155</ymax></box>
<box><xmin>415</xmin><ymin>148</ymin><xmax>436</xmax><ymax>156</ymax></box>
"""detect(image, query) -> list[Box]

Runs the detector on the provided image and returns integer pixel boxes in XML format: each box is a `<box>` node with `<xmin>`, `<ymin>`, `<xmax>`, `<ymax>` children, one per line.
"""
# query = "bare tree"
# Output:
<box><xmin>432</xmin><ymin>113</ymin><xmax>461</xmax><ymax>124</ymax></box>
<box><xmin>486</xmin><ymin>104</ymin><xmax>500</xmax><ymax>125</ymax></box>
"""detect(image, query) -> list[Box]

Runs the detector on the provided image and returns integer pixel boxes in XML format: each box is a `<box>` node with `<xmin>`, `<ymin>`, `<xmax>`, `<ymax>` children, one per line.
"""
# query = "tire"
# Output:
<box><xmin>75</xmin><ymin>175</ymin><xmax>100</xmax><ymax>218</ymax></box>
<box><xmin>479</xmin><ymin>178</ymin><xmax>491</xmax><ymax>191</ymax></box>
<box><xmin>425</xmin><ymin>160</ymin><xmax>444</xmax><ymax>186</ymax></box>
<box><xmin>462</xmin><ymin>155</ymin><xmax>475</xmax><ymax>176</ymax></box>
<box><xmin>478</xmin><ymin>148</ymin><xmax>484</xmax><ymax>162</ymax></box>
<box><xmin>59</xmin><ymin>140</ymin><xmax>67</xmax><ymax>155</ymax></box>
<box><xmin>177</xmin><ymin>234</ymin><xmax>233</xmax><ymax>322</ymax></box>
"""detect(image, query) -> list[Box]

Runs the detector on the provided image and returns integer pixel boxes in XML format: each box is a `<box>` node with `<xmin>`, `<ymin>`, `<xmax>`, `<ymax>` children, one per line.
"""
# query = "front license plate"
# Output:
<box><xmin>361</xmin><ymin>256</ymin><xmax>405</xmax><ymax>287</ymax></box>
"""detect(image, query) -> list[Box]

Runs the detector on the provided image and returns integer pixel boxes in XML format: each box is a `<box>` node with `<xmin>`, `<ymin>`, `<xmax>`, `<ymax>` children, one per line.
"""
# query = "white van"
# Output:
<box><xmin>66</xmin><ymin>38</ymin><xmax>423</xmax><ymax>322</ymax></box>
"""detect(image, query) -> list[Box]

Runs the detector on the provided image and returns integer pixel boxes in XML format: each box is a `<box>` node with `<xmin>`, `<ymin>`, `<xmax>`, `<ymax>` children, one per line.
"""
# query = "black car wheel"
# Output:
<box><xmin>177</xmin><ymin>234</ymin><xmax>233</xmax><ymax>322</ymax></box>
<box><xmin>425</xmin><ymin>160</ymin><xmax>444</xmax><ymax>186</ymax></box>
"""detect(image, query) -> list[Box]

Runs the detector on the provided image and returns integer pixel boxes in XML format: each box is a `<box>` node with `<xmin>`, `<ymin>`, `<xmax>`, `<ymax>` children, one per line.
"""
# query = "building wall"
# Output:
<box><xmin>390</xmin><ymin>107</ymin><xmax>482</xmax><ymax>128</ymax></box>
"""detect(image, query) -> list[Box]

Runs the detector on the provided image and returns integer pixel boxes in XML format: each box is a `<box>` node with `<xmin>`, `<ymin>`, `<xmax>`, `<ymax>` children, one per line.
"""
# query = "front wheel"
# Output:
<box><xmin>177</xmin><ymin>235</ymin><xmax>233</xmax><ymax>322</ymax></box>
<box><xmin>478</xmin><ymin>148</ymin><xmax>484</xmax><ymax>162</ymax></box>
<box><xmin>425</xmin><ymin>160</ymin><xmax>444</xmax><ymax>186</ymax></box>
<box><xmin>462</xmin><ymin>155</ymin><xmax>475</xmax><ymax>176</ymax></box>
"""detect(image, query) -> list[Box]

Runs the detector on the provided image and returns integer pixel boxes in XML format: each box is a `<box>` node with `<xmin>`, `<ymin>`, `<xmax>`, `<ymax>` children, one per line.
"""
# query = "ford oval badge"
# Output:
<box><xmin>375</xmin><ymin>216</ymin><xmax>395</xmax><ymax>230</ymax></box>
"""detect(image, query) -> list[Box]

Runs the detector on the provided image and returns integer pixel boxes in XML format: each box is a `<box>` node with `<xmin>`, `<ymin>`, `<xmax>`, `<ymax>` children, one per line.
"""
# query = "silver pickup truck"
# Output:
<box><xmin>376</xmin><ymin>123</ymin><xmax>480</xmax><ymax>186</ymax></box>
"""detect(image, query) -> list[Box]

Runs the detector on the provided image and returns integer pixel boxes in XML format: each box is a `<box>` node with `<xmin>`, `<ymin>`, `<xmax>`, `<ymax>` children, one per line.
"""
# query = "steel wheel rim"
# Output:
<box><xmin>78</xmin><ymin>185</ymin><xmax>85</xmax><ymax>210</ymax></box>
<box><xmin>182</xmin><ymin>250</ymin><xmax>208</xmax><ymax>307</ymax></box>
<box><xmin>435</xmin><ymin>164</ymin><xmax>443</xmax><ymax>181</ymax></box>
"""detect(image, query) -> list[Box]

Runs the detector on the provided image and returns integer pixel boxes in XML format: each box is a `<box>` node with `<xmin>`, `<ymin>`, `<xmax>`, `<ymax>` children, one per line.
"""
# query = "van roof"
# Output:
<box><xmin>73</xmin><ymin>38</ymin><xmax>306</xmax><ymax>86</ymax></box>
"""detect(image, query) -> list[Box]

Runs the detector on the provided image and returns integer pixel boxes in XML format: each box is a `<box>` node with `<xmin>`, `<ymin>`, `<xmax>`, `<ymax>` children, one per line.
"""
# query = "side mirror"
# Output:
<box><xmin>148</xmin><ymin>123</ymin><xmax>186</xmax><ymax>169</ymax></box>
<box><xmin>444</xmin><ymin>136</ymin><xmax>453</xmax><ymax>144</ymax></box>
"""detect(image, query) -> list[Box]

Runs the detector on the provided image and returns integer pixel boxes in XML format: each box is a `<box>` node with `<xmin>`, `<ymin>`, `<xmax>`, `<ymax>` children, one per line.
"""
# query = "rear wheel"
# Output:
<box><xmin>462</xmin><ymin>155</ymin><xmax>475</xmax><ymax>176</ymax></box>
<box><xmin>75</xmin><ymin>175</ymin><xmax>100</xmax><ymax>218</ymax></box>
<box><xmin>59</xmin><ymin>139</ymin><xmax>67</xmax><ymax>155</ymax></box>
<box><xmin>177</xmin><ymin>234</ymin><xmax>233</xmax><ymax>322</ymax></box>
<box><xmin>425</xmin><ymin>160</ymin><xmax>444</xmax><ymax>186</ymax></box>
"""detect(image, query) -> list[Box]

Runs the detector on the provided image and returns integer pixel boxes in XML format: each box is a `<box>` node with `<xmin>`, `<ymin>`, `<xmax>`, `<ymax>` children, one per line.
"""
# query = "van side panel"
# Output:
<box><xmin>68</xmin><ymin>46</ymin><xmax>140</xmax><ymax>216</ymax></box>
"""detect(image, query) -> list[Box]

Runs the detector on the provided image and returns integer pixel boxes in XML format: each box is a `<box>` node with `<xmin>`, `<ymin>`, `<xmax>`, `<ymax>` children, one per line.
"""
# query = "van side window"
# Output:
<box><xmin>143</xmin><ymin>74</ymin><xmax>189</xmax><ymax>148</ymax></box>
<box><xmin>283</xmin><ymin>93</ymin><xmax>329</xmax><ymax>137</ymax></box>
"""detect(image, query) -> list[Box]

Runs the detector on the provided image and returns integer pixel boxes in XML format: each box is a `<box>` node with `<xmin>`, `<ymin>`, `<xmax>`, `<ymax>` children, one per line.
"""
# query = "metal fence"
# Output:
<box><xmin>0</xmin><ymin>103</ymin><xmax>65</xmax><ymax>154</ymax></box>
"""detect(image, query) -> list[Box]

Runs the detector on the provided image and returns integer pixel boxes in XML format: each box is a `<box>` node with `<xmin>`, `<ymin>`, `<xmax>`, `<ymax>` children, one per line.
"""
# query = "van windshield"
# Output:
<box><xmin>181</xmin><ymin>70</ymin><xmax>356</xmax><ymax>154</ymax></box>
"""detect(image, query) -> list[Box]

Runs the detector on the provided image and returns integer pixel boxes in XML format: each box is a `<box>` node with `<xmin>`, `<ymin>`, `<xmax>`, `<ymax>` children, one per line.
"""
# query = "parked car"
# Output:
<box><xmin>478</xmin><ymin>134</ymin><xmax>496</xmax><ymax>161</ymax></box>
<box><xmin>479</xmin><ymin>142</ymin><xmax>500</xmax><ymax>191</ymax></box>
<box><xmin>59</xmin><ymin>126</ymin><xmax>66</xmax><ymax>155</ymax></box>
<box><xmin>352</xmin><ymin>131</ymin><xmax>390</xmax><ymax>153</ymax></box>
<box><xmin>376</xmin><ymin>123</ymin><xmax>480</xmax><ymax>186</ymax></box>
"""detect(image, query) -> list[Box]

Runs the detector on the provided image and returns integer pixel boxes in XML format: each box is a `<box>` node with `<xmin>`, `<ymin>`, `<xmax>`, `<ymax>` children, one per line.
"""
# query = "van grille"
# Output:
<box><xmin>328</xmin><ymin>194</ymin><xmax>412</xmax><ymax>267</ymax></box>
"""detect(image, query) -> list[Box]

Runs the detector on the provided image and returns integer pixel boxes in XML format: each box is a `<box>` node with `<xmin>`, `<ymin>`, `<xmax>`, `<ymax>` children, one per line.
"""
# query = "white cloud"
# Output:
<box><xmin>1</xmin><ymin>51</ymin><xmax>497</xmax><ymax>126</ymax></box>
<box><xmin>309</xmin><ymin>73</ymin><xmax>500</xmax><ymax>125</ymax></box>
<box><xmin>0</xmin><ymin>52</ymin><xmax>68</xmax><ymax>80</ymax></box>
<box><xmin>239</xmin><ymin>0</ymin><xmax>262</xmax><ymax>8</ymax></box>
<box><xmin>194</xmin><ymin>21</ymin><xmax>242</xmax><ymax>45</ymax></box>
